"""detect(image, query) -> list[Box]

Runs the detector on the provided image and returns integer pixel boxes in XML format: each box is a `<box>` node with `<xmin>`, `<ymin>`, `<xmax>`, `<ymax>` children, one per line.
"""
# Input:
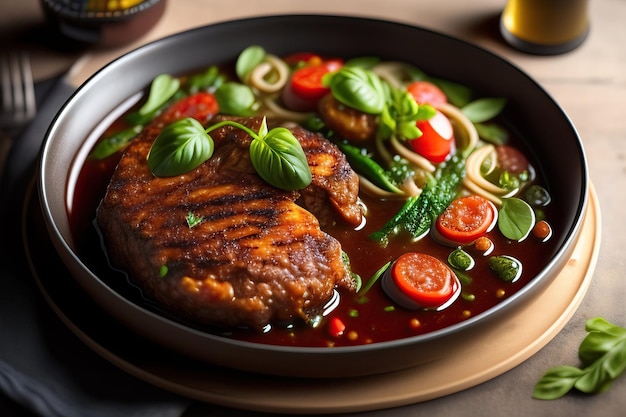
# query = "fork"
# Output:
<box><xmin>0</xmin><ymin>52</ymin><xmax>36</xmax><ymax>182</ymax></box>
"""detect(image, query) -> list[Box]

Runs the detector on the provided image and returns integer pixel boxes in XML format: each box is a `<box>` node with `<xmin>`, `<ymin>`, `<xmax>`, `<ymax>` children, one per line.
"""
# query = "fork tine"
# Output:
<box><xmin>0</xmin><ymin>54</ymin><xmax>11</xmax><ymax>115</ymax></box>
<box><xmin>0</xmin><ymin>52</ymin><xmax>36</xmax><ymax>126</ymax></box>
<box><xmin>20</xmin><ymin>52</ymin><xmax>37</xmax><ymax>121</ymax></box>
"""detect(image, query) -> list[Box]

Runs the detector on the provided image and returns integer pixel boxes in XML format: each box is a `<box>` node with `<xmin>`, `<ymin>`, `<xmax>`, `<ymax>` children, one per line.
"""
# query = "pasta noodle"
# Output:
<box><xmin>390</xmin><ymin>135</ymin><xmax>436</xmax><ymax>173</ymax></box>
<box><xmin>261</xmin><ymin>94</ymin><xmax>312</xmax><ymax>122</ymax></box>
<box><xmin>463</xmin><ymin>143</ymin><xmax>522</xmax><ymax>206</ymax></box>
<box><xmin>248</xmin><ymin>54</ymin><xmax>290</xmax><ymax>93</ymax></box>
<box><xmin>437</xmin><ymin>102</ymin><xmax>479</xmax><ymax>151</ymax></box>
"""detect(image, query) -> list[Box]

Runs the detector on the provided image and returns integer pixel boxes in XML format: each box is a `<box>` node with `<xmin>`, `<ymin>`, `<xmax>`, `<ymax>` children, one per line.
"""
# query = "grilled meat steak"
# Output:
<box><xmin>96</xmin><ymin>101</ymin><xmax>362</xmax><ymax>331</ymax></box>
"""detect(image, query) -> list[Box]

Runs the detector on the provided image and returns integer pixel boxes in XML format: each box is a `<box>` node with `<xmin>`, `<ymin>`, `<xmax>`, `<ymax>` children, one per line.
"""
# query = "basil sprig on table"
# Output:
<box><xmin>534</xmin><ymin>317</ymin><xmax>626</xmax><ymax>400</ymax></box>
<box><xmin>147</xmin><ymin>116</ymin><xmax>312</xmax><ymax>191</ymax></box>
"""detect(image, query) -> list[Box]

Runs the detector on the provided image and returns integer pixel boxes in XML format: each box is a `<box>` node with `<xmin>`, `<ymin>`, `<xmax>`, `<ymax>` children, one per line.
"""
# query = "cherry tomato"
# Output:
<box><xmin>384</xmin><ymin>253</ymin><xmax>460</xmax><ymax>310</ymax></box>
<box><xmin>281</xmin><ymin>59</ymin><xmax>343</xmax><ymax>111</ymax></box>
<box><xmin>436</xmin><ymin>195</ymin><xmax>497</xmax><ymax>244</ymax></box>
<box><xmin>406</xmin><ymin>81</ymin><xmax>447</xmax><ymax>106</ymax></box>
<box><xmin>291</xmin><ymin>59</ymin><xmax>343</xmax><ymax>100</ymax></box>
<box><xmin>160</xmin><ymin>92</ymin><xmax>219</xmax><ymax>125</ymax></box>
<box><xmin>409</xmin><ymin>110</ymin><xmax>455</xmax><ymax>163</ymax></box>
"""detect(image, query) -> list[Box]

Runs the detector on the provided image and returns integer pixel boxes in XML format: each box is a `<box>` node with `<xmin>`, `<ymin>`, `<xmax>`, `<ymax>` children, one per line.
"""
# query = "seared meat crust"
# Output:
<box><xmin>96</xmin><ymin>112</ymin><xmax>361</xmax><ymax>331</ymax></box>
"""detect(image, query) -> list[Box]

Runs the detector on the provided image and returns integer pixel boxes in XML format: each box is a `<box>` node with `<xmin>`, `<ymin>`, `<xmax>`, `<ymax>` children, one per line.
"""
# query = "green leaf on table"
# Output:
<box><xmin>533</xmin><ymin>317</ymin><xmax>626</xmax><ymax>400</ymax></box>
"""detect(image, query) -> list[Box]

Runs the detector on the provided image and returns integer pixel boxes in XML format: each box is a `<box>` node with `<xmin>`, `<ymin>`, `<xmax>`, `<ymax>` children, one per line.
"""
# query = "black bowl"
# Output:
<box><xmin>38</xmin><ymin>15</ymin><xmax>587</xmax><ymax>378</ymax></box>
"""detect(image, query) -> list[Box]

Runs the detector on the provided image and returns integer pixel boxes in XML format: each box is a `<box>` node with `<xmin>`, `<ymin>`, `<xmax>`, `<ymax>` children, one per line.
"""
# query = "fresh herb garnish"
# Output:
<box><xmin>214</xmin><ymin>81</ymin><xmax>257</xmax><ymax>116</ymax></box>
<box><xmin>356</xmin><ymin>261</ymin><xmax>392</xmax><ymax>302</ymax></box>
<box><xmin>188</xmin><ymin>65</ymin><xmax>225</xmax><ymax>93</ymax></box>
<box><xmin>327</xmin><ymin>66</ymin><xmax>387</xmax><ymax>114</ymax></box>
<box><xmin>147</xmin><ymin>117</ymin><xmax>215</xmax><ymax>177</ymax></box>
<box><xmin>498</xmin><ymin>197</ymin><xmax>535</xmax><ymax>241</ymax></box>
<box><xmin>186</xmin><ymin>211</ymin><xmax>204</xmax><ymax>228</ymax></box>
<box><xmin>246</xmin><ymin>118</ymin><xmax>312</xmax><ymax>190</ymax></box>
<box><xmin>147</xmin><ymin>116</ymin><xmax>312</xmax><ymax>191</ymax></box>
<box><xmin>90</xmin><ymin>74</ymin><xmax>183</xmax><ymax>160</ymax></box>
<box><xmin>140</xmin><ymin>74</ymin><xmax>180</xmax><ymax>115</ymax></box>
<box><xmin>461</xmin><ymin>97</ymin><xmax>507</xmax><ymax>124</ymax></box>
<box><xmin>534</xmin><ymin>317</ymin><xmax>626</xmax><ymax>400</ymax></box>
<box><xmin>378</xmin><ymin>86</ymin><xmax>436</xmax><ymax>141</ymax></box>
<box><xmin>236</xmin><ymin>45</ymin><xmax>267</xmax><ymax>81</ymax></box>
<box><xmin>89</xmin><ymin>125</ymin><xmax>143</xmax><ymax>160</ymax></box>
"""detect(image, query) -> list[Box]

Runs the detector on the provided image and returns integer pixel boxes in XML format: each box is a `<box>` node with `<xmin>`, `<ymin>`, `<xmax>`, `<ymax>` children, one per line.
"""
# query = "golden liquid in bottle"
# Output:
<box><xmin>501</xmin><ymin>0</ymin><xmax>590</xmax><ymax>54</ymax></box>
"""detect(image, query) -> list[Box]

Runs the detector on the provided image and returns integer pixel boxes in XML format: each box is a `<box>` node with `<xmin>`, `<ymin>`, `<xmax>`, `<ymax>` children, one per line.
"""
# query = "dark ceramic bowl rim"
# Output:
<box><xmin>38</xmin><ymin>14</ymin><xmax>588</xmax><ymax>377</ymax></box>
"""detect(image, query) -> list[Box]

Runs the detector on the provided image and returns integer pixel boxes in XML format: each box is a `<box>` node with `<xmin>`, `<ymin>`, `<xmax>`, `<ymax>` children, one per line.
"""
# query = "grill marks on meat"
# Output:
<box><xmin>96</xmin><ymin>112</ymin><xmax>362</xmax><ymax>331</ymax></box>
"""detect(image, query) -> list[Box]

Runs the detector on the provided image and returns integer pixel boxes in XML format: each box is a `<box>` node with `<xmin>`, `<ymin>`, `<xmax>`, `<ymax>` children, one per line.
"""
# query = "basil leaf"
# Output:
<box><xmin>574</xmin><ymin>362</ymin><xmax>615</xmax><ymax>394</ymax></box>
<box><xmin>533</xmin><ymin>366</ymin><xmax>585</xmax><ymax>400</ymax></box>
<box><xmin>90</xmin><ymin>125</ymin><xmax>143</xmax><ymax>159</ymax></box>
<box><xmin>148</xmin><ymin>118</ymin><xmax>214</xmax><ymax>177</ymax></box>
<box><xmin>343</xmin><ymin>56</ymin><xmax>381</xmax><ymax>69</ymax></box>
<box><xmin>474</xmin><ymin>122</ymin><xmax>509</xmax><ymax>145</ymax></box>
<box><xmin>138</xmin><ymin>74</ymin><xmax>180</xmax><ymax>116</ymax></box>
<box><xmin>579</xmin><ymin>318</ymin><xmax>626</xmax><ymax>366</ymax></box>
<box><xmin>236</xmin><ymin>45</ymin><xmax>266</xmax><ymax>81</ymax></box>
<box><xmin>461</xmin><ymin>97</ymin><xmax>507</xmax><ymax>123</ymax></box>
<box><xmin>249</xmin><ymin>127</ymin><xmax>312</xmax><ymax>190</ymax></box>
<box><xmin>214</xmin><ymin>82</ymin><xmax>256</xmax><ymax>116</ymax></box>
<box><xmin>498</xmin><ymin>197</ymin><xmax>535</xmax><ymax>241</ymax></box>
<box><xmin>534</xmin><ymin>317</ymin><xmax>626</xmax><ymax>400</ymax></box>
<box><xmin>329</xmin><ymin>66</ymin><xmax>386</xmax><ymax>114</ymax></box>
<box><xmin>188</xmin><ymin>65</ymin><xmax>225</xmax><ymax>93</ymax></box>
<box><xmin>429</xmin><ymin>77</ymin><xmax>472</xmax><ymax>108</ymax></box>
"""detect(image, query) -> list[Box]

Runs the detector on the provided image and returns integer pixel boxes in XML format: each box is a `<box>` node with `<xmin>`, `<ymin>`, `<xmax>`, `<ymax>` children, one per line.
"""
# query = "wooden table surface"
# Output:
<box><xmin>1</xmin><ymin>0</ymin><xmax>625</xmax><ymax>416</ymax></box>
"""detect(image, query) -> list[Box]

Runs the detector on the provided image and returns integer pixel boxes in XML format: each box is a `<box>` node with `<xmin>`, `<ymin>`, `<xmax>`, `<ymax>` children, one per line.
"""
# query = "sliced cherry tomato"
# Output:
<box><xmin>385</xmin><ymin>253</ymin><xmax>459</xmax><ymax>310</ymax></box>
<box><xmin>436</xmin><ymin>195</ymin><xmax>497</xmax><ymax>244</ymax></box>
<box><xmin>160</xmin><ymin>92</ymin><xmax>219</xmax><ymax>125</ymax></box>
<box><xmin>281</xmin><ymin>59</ymin><xmax>343</xmax><ymax>111</ymax></box>
<box><xmin>406</xmin><ymin>81</ymin><xmax>447</xmax><ymax>106</ymax></box>
<box><xmin>290</xmin><ymin>60</ymin><xmax>343</xmax><ymax>100</ymax></box>
<box><xmin>409</xmin><ymin>110</ymin><xmax>455</xmax><ymax>163</ymax></box>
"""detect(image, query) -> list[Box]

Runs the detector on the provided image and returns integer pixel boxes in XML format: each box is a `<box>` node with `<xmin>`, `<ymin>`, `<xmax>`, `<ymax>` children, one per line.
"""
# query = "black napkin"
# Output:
<box><xmin>0</xmin><ymin>76</ymin><xmax>189</xmax><ymax>417</ymax></box>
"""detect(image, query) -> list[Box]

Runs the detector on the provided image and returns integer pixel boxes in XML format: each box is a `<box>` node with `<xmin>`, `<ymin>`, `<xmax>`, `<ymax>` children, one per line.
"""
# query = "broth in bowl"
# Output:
<box><xmin>69</xmin><ymin>46</ymin><xmax>561</xmax><ymax>348</ymax></box>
